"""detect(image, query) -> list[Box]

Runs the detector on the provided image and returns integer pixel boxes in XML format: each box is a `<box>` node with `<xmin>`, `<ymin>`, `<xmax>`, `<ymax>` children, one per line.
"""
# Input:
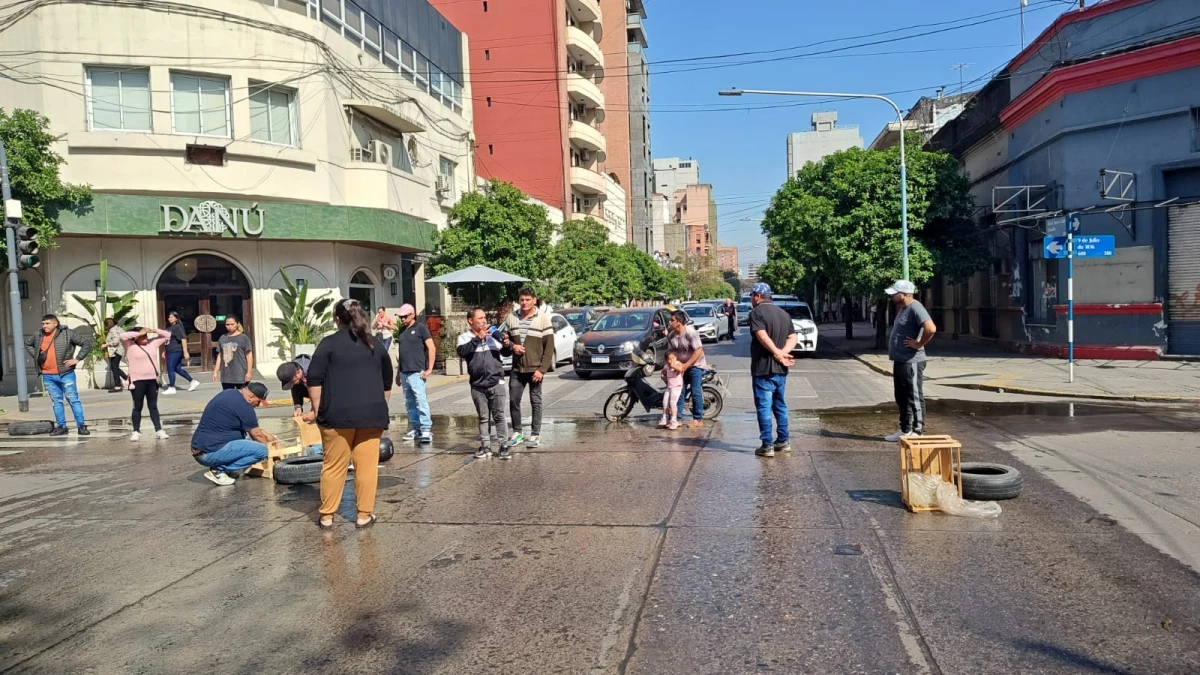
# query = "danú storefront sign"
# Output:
<box><xmin>161</xmin><ymin>200</ymin><xmax>265</xmax><ymax>236</ymax></box>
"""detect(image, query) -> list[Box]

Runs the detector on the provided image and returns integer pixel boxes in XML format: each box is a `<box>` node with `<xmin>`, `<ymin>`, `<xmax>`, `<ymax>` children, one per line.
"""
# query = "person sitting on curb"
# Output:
<box><xmin>190</xmin><ymin>382</ymin><xmax>277</xmax><ymax>486</ymax></box>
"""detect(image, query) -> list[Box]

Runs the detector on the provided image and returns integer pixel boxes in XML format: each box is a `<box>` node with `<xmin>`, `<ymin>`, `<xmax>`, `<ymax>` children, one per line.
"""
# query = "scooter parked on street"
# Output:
<box><xmin>603</xmin><ymin>349</ymin><xmax>728</xmax><ymax>422</ymax></box>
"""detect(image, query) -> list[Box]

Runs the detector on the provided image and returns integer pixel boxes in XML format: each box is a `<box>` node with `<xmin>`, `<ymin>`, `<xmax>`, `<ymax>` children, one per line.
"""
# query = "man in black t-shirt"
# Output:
<box><xmin>395</xmin><ymin>303</ymin><xmax>436</xmax><ymax>444</ymax></box>
<box><xmin>747</xmin><ymin>283</ymin><xmax>797</xmax><ymax>458</ymax></box>
<box><xmin>276</xmin><ymin>354</ymin><xmax>312</xmax><ymax>415</ymax></box>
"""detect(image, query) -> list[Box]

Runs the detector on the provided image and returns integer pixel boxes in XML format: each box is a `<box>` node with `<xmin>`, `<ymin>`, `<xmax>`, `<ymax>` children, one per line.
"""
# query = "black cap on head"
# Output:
<box><xmin>246</xmin><ymin>382</ymin><xmax>270</xmax><ymax>400</ymax></box>
<box><xmin>276</xmin><ymin>362</ymin><xmax>300</xmax><ymax>389</ymax></box>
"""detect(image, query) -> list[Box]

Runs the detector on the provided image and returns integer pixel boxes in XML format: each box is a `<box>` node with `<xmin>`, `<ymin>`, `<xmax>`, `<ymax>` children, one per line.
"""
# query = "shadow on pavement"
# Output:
<box><xmin>846</xmin><ymin>489</ymin><xmax>905</xmax><ymax>510</ymax></box>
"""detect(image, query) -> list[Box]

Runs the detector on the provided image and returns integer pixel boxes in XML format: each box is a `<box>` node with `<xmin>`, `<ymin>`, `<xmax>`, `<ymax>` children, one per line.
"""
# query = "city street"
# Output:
<box><xmin>1</xmin><ymin>337</ymin><xmax>1198</xmax><ymax>673</ymax></box>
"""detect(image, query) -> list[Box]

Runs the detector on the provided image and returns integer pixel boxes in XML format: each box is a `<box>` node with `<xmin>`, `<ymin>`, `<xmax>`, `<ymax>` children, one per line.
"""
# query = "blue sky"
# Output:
<box><xmin>643</xmin><ymin>0</ymin><xmax>1074</xmax><ymax>274</ymax></box>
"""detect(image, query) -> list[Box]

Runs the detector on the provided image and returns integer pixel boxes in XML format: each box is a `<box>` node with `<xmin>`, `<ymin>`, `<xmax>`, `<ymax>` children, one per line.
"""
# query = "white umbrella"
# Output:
<box><xmin>426</xmin><ymin>265</ymin><xmax>529</xmax><ymax>305</ymax></box>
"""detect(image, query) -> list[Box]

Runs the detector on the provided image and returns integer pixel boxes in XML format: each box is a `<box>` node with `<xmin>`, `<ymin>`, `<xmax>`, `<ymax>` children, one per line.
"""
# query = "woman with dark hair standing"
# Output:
<box><xmin>104</xmin><ymin>318</ymin><xmax>128</xmax><ymax>392</ymax></box>
<box><xmin>212</xmin><ymin>316</ymin><xmax>253</xmax><ymax>390</ymax></box>
<box><xmin>121</xmin><ymin>327</ymin><xmax>170</xmax><ymax>441</ymax></box>
<box><xmin>163</xmin><ymin>311</ymin><xmax>198</xmax><ymax>395</ymax></box>
<box><xmin>304</xmin><ymin>299</ymin><xmax>393</xmax><ymax>529</ymax></box>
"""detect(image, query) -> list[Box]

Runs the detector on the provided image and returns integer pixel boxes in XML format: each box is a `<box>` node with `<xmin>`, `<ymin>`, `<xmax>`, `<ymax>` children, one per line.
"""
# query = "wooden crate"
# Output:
<box><xmin>898</xmin><ymin>435</ymin><xmax>962</xmax><ymax>513</ymax></box>
<box><xmin>246</xmin><ymin>419</ymin><xmax>318</xmax><ymax>479</ymax></box>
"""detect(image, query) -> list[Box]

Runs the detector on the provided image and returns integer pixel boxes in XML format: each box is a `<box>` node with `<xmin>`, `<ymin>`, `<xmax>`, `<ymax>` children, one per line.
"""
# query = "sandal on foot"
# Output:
<box><xmin>356</xmin><ymin>514</ymin><xmax>377</xmax><ymax>529</ymax></box>
<box><xmin>318</xmin><ymin>516</ymin><xmax>334</xmax><ymax>529</ymax></box>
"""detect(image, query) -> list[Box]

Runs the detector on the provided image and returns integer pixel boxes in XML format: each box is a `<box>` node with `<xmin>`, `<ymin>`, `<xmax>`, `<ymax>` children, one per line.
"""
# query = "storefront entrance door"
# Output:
<box><xmin>156</xmin><ymin>255</ymin><xmax>252</xmax><ymax>372</ymax></box>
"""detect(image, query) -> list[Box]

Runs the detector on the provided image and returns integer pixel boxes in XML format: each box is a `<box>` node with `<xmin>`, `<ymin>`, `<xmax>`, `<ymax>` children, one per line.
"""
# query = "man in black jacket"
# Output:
<box><xmin>722</xmin><ymin>298</ymin><xmax>738</xmax><ymax>342</ymax></box>
<box><xmin>25</xmin><ymin>314</ymin><xmax>93</xmax><ymax>436</ymax></box>
<box><xmin>457</xmin><ymin>307</ymin><xmax>513</xmax><ymax>460</ymax></box>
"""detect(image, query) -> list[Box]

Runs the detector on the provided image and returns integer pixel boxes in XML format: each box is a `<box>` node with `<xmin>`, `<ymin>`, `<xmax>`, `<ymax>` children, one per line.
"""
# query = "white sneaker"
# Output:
<box><xmin>204</xmin><ymin>470</ymin><xmax>236</xmax><ymax>486</ymax></box>
<box><xmin>155</xmin><ymin>430</ymin><xmax>169</xmax><ymax>440</ymax></box>
<box><xmin>129</xmin><ymin>431</ymin><xmax>140</xmax><ymax>442</ymax></box>
<box><xmin>188</xmin><ymin>380</ymin><xmax>200</xmax><ymax>392</ymax></box>
<box><xmin>163</xmin><ymin>387</ymin><xmax>177</xmax><ymax>395</ymax></box>
<box><xmin>885</xmin><ymin>430</ymin><xmax>920</xmax><ymax>442</ymax></box>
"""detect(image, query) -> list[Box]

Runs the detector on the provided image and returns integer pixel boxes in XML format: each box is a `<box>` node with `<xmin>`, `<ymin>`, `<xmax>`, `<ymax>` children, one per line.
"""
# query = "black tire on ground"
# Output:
<box><xmin>273</xmin><ymin>456</ymin><xmax>324</xmax><ymax>485</ymax></box>
<box><xmin>603</xmin><ymin>390</ymin><xmax>634</xmax><ymax>421</ymax></box>
<box><xmin>8</xmin><ymin>420</ymin><xmax>55</xmax><ymax>436</ymax></box>
<box><xmin>956</xmin><ymin>462</ymin><xmax>1023</xmax><ymax>500</ymax></box>
<box><xmin>701</xmin><ymin>386</ymin><xmax>723</xmax><ymax>419</ymax></box>
<box><xmin>576</xmin><ymin>370</ymin><xmax>592</xmax><ymax>379</ymax></box>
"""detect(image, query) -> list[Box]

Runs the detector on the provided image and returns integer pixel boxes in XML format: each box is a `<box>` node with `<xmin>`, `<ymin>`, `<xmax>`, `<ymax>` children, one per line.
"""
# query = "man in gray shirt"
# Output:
<box><xmin>884</xmin><ymin>280</ymin><xmax>937</xmax><ymax>441</ymax></box>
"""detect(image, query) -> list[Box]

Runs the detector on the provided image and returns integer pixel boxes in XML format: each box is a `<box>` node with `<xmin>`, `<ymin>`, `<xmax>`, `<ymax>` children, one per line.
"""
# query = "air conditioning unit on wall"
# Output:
<box><xmin>368</xmin><ymin>140</ymin><xmax>391</xmax><ymax>165</ymax></box>
<box><xmin>436</xmin><ymin>175</ymin><xmax>451</xmax><ymax>193</ymax></box>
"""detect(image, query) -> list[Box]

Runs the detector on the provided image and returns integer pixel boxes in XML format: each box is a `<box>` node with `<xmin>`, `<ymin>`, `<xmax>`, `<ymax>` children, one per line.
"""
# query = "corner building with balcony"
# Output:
<box><xmin>431</xmin><ymin>0</ymin><xmax>626</xmax><ymax>241</ymax></box>
<box><xmin>0</xmin><ymin>0</ymin><xmax>473</xmax><ymax>391</ymax></box>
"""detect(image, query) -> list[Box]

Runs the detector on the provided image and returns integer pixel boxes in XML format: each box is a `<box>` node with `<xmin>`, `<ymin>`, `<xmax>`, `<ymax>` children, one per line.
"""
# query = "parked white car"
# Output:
<box><xmin>681</xmin><ymin>303</ymin><xmax>726</xmax><ymax>343</ymax></box>
<box><xmin>778</xmin><ymin>302</ymin><xmax>818</xmax><ymax>356</ymax></box>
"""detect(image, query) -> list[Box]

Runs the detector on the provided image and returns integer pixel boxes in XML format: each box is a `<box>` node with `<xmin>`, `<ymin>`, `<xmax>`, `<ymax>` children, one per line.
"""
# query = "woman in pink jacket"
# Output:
<box><xmin>121</xmin><ymin>327</ymin><xmax>170</xmax><ymax>441</ymax></box>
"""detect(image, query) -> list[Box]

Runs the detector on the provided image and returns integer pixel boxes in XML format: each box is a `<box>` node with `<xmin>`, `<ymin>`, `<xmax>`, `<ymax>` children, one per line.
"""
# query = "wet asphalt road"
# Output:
<box><xmin>1</xmin><ymin>344</ymin><xmax>1199</xmax><ymax>673</ymax></box>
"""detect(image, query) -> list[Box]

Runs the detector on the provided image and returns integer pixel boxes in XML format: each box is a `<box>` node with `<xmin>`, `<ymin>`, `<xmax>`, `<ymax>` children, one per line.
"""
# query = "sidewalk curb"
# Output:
<box><xmin>823</xmin><ymin>338</ymin><xmax>1200</xmax><ymax>404</ymax></box>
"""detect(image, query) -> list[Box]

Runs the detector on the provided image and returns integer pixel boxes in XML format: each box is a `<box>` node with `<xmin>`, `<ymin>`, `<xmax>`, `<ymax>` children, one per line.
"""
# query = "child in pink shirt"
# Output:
<box><xmin>660</xmin><ymin>353</ymin><xmax>684</xmax><ymax>430</ymax></box>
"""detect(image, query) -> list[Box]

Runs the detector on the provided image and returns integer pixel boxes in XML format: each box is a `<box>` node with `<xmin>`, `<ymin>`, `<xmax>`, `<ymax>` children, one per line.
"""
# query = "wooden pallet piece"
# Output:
<box><xmin>899</xmin><ymin>435</ymin><xmax>963</xmax><ymax>513</ymax></box>
<box><xmin>247</xmin><ymin>419</ymin><xmax>317</xmax><ymax>479</ymax></box>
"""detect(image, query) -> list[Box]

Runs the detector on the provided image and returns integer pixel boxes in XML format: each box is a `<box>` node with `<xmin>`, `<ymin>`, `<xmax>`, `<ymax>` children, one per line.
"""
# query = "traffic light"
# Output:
<box><xmin>15</xmin><ymin>225</ymin><xmax>38</xmax><ymax>269</ymax></box>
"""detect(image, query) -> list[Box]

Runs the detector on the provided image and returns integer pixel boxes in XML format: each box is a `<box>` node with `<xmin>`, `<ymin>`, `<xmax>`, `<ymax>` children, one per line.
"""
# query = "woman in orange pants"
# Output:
<box><xmin>303</xmin><ymin>298</ymin><xmax>393</xmax><ymax>528</ymax></box>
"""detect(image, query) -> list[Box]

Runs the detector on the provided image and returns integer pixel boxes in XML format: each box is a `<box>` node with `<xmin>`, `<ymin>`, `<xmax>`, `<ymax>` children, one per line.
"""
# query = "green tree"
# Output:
<box><xmin>760</xmin><ymin>134</ymin><xmax>981</xmax><ymax>345</ymax></box>
<box><xmin>0</xmin><ymin>109</ymin><xmax>92</xmax><ymax>258</ymax></box>
<box><xmin>679</xmin><ymin>255</ymin><xmax>735</xmax><ymax>301</ymax></box>
<box><xmin>721</xmin><ymin>269</ymin><xmax>742</xmax><ymax>295</ymax></box>
<box><xmin>431</xmin><ymin>179</ymin><xmax>554</xmax><ymax>306</ymax></box>
<box><xmin>548</xmin><ymin>220</ymin><xmax>643</xmax><ymax>305</ymax></box>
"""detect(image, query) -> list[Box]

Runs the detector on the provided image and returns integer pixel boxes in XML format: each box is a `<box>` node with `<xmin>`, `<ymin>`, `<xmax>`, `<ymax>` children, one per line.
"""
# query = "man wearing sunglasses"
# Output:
<box><xmin>190</xmin><ymin>381</ymin><xmax>278</xmax><ymax>486</ymax></box>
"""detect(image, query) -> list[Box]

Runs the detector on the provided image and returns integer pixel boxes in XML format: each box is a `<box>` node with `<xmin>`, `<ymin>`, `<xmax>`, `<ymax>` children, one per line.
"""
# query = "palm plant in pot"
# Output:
<box><xmin>62</xmin><ymin>260</ymin><xmax>138</xmax><ymax>389</ymax></box>
<box><xmin>272</xmin><ymin>268</ymin><xmax>334</xmax><ymax>359</ymax></box>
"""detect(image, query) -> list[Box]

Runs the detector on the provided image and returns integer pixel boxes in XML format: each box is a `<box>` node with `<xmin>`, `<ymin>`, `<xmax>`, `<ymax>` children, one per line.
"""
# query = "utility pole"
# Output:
<box><xmin>0</xmin><ymin>139</ymin><xmax>30</xmax><ymax>412</ymax></box>
<box><xmin>1020</xmin><ymin>0</ymin><xmax>1028</xmax><ymax>48</ymax></box>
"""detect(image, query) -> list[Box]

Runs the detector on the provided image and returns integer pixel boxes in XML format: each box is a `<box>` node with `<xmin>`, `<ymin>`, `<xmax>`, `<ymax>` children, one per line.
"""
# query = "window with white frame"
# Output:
<box><xmin>86</xmin><ymin>67</ymin><xmax>152</xmax><ymax>132</ymax></box>
<box><xmin>248</xmin><ymin>83</ymin><xmax>297</xmax><ymax>146</ymax></box>
<box><xmin>395</xmin><ymin>134</ymin><xmax>413</xmax><ymax>173</ymax></box>
<box><xmin>400</xmin><ymin>42</ymin><xmax>416</xmax><ymax>82</ymax></box>
<box><xmin>439</xmin><ymin>156</ymin><xmax>456</xmax><ymax>196</ymax></box>
<box><xmin>170</xmin><ymin>73</ymin><xmax>231</xmax><ymax>137</ymax></box>
<box><xmin>414</xmin><ymin>53</ymin><xmax>429</xmax><ymax>91</ymax></box>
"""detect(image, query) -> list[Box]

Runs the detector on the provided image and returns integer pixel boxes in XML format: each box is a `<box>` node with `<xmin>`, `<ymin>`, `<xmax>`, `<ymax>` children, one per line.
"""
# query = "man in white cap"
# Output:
<box><xmin>395</xmin><ymin>304</ymin><xmax>436</xmax><ymax>443</ymax></box>
<box><xmin>884</xmin><ymin>280</ymin><xmax>936</xmax><ymax>441</ymax></box>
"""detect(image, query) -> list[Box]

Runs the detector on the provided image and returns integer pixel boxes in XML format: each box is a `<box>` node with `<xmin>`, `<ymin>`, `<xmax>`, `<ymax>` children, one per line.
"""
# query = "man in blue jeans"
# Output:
<box><xmin>747</xmin><ymin>283</ymin><xmax>797</xmax><ymax>457</ymax></box>
<box><xmin>25</xmin><ymin>314</ymin><xmax>93</xmax><ymax>437</ymax></box>
<box><xmin>667</xmin><ymin>309</ymin><xmax>707</xmax><ymax>427</ymax></box>
<box><xmin>395</xmin><ymin>303</ymin><xmax>436</xmax><ymax>444</ymax></box>
<box><xmin>190</xmin><ymin>382</ymin><xmax>277</xmax><ymax>486</ymax></box>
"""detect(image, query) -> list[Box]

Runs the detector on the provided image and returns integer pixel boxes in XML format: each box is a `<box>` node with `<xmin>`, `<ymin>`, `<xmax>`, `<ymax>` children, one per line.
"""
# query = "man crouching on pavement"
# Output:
<box><xmin>190</xmin><ymin>382</ymin><xmax>278</xmax><ymax>486</ymax></box>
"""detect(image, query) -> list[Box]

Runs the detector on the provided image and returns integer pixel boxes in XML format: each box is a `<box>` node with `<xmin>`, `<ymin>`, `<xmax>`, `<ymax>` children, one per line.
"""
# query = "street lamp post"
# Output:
<box><xmin>719</xmin><ymin>88</ymin><xmax>910</xmax><ymax>280</ymax></box>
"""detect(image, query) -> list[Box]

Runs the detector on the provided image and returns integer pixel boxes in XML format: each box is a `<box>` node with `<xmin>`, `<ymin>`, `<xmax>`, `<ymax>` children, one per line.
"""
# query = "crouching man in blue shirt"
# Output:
<box><xmin>191</xmin><ymin>382</ymin><xmax>278</xmax><ymax>486</ymax></box>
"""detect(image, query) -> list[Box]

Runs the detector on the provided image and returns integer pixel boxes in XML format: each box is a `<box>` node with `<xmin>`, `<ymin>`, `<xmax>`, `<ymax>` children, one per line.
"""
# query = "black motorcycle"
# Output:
<box><xmin>603</xmin><ymin>349</ymin><xmax>727</xmax><ymax>422</ymax></box>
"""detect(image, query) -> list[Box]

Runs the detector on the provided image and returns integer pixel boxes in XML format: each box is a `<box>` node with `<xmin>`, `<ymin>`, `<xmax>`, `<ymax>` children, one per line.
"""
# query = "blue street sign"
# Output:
<box><xmin>1074</xmin><ymin>234</ymin><xmax>1115</xmax><ymax>258</ymax></box>
<box><xmin>1067</xmin><ymin>211</ymin><xmax>1081</xmax><ymax>234</ymax></box>
<box><xmin>1046</xmin><ymin>216</ymin><xmax>1066</xmax><ymax>237</ymax></box>
<box><xmin>1044</xmin><ymin>236</ymin><xmax>1068</xmax><ymax>259</ymax></box>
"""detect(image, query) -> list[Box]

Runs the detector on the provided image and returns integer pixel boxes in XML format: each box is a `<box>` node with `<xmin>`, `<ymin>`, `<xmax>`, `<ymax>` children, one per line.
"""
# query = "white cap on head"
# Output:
<box><xmin>884</xmin><ymin>280</ymin><xmax>917</xmax><ymax>295</ymax></box>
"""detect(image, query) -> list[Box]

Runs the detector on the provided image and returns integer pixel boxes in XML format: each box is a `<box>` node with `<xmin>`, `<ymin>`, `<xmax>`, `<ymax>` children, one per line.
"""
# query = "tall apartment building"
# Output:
<box><xmin>653</xmin><ymin>157</ymin><xmax>699</xmax><ymax>200</ymax></box>
<box><xmin>786</xmin><ymin>112</ymin><xmax>862</xmax><ymax>177</ymax></box>
<box><xmin>747</xmin><ymin>264</ymin><xmax>762</xmax><ymax>284</ymax></box>
<box><xmin>649</xmin><ymin>193</ymin><xmax>670</xmax><ymax>254</ymax></box>
<box><xmin>0</xmin><ymin>0</ymin><xmax>472</xmax><ymax>392</ymax></box>
<box><xmin>671</xmin><ymin>185</ymin><xmax>717</xmax><ymax>267</ymax></box>
<box><xmin>718</xmin><ymin>245</ymin><xmax>739</xmax><ymax>275</ymax></box>
<box><xmin>431</xmin><ymin>0</ymin><xmax>625</xmax><ymax>238</ymax></box>
<box><xmin>597</xmin><ymin>0</ymin><xmax>652</xmax><ymax>250</ymax></box>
